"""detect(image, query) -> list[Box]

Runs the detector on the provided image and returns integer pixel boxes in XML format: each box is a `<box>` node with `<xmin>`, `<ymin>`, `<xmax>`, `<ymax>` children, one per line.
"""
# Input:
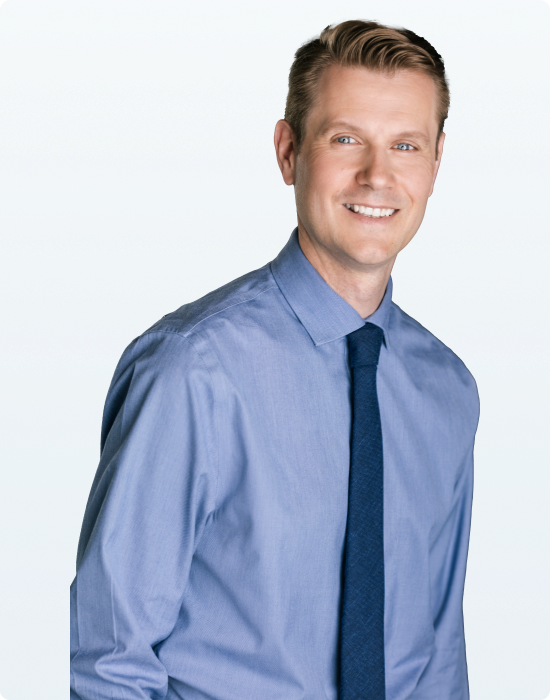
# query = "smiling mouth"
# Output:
<box><xmin>344</xmin><ymin>204</ymin><xmax>397</xmax><ymax>218</ymax></box>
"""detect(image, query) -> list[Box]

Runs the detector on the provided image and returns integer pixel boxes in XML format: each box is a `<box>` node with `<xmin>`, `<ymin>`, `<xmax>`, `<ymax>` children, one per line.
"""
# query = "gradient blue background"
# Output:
<box><xmin>0</xmin><ymin>1</ymin><xmax>548</xmax><ymax>698</ymax></box>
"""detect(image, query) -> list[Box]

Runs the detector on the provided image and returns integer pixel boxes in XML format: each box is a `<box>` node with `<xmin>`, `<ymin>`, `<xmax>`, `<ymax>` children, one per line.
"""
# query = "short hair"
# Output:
<box><xmin>285</xmin><ymin>20</ymin><xmax>450</xmax><ymax>152</ymax></box>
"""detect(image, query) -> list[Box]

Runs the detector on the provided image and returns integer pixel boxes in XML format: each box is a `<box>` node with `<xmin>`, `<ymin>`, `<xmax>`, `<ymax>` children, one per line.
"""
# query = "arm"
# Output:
<box><xmin>70</xmin><ymin>331</ymin><xmax>217</xmax><ymax>700</ymax></box>
<box><xmin>412</xmin><ymin>444</ymin><xmax>475</xmax><ymax>700</ymax></box>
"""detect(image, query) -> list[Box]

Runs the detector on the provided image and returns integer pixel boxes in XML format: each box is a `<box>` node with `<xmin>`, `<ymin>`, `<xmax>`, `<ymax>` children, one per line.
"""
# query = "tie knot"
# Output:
<box><xmin>347</xmin><ymin>322</ymin><xmax>384</xmax><ymax>368</ymax></box>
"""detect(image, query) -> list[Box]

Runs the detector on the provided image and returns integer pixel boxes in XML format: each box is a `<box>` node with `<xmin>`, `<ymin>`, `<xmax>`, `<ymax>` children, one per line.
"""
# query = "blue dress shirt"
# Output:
<box><xmin>70</xmin><ymin>229</ymin><xmax>479</xmax><ymax>700</ymax></box>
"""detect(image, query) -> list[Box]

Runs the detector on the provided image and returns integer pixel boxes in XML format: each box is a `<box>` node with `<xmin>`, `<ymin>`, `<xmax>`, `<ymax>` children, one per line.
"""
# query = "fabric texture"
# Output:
<box><xmin>340</xmin><ymin>323</ymin><xmax>385</xmax><ymax>699</ymax></box>
<box><xmin>70</xmin><ymin>228</ymin><xmax>479</xmax><ymax>700</ymax></box>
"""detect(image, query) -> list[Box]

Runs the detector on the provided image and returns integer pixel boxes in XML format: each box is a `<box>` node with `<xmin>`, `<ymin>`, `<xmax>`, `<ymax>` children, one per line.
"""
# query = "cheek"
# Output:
<box><xmin>303</xmin><ymin>152</ymin><xmax>350</xmax><ymax>201</ymax></box>
<box><xmin>398</xmin><ymin>160</ymin><xmax>436</xmax><ymax>203</ymax></box>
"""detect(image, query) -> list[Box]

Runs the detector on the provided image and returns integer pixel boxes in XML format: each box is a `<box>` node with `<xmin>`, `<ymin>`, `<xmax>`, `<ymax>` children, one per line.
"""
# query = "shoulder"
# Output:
<box><xmin>389</xmin><ymin>301</ymin><xmax>480</xmax><ymax>420</ymax></box>
<box><xmin>145</xmin><ymin>263</ymin><xmax>277</xmax><ymax>339</ymax></box>
<box><xmin>389</xmin><ymin>301</ymin><xmax>475</xmax><ymax>381</ymax></box>
<box><xmin>101</xmin><ymin>264</ymin><xmax>280</xmax><ymax>450</ymax></box>
<box><xmin>113</xmin><ymin>263</ymin><xmax>277</xmax><ymax>371</ymax></box>
<box><xmin>105</xmin><ymin>264</ymin><xmax>278</xmax><ymax>413</ymax></box>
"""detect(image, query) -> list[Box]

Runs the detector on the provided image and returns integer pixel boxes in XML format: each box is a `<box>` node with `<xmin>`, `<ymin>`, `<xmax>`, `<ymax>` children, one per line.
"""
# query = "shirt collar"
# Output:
<box><xmin>271</xmin><ymin>228</ymin><xmax>392</xmax><ymax>348</ymax></box>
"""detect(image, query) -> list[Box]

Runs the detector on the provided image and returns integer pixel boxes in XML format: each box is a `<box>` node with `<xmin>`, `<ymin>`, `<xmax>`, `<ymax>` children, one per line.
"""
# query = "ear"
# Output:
<box><xmin>274</xmin><ymin>119</ymin><xmax>297</xmax><ymax>186</ymax></box>
<box><xmin>428</xmin><ymin>131</ymin><xmax>445</xmax><ymax>197</ymax></box>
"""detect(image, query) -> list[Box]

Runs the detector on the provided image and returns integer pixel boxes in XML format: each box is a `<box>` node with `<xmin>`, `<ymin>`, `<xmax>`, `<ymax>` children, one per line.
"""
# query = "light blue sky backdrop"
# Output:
<box><xmin>0</xmin><ymin>1</ymin><xmax>548</xmax><ymax>698</ymax></box>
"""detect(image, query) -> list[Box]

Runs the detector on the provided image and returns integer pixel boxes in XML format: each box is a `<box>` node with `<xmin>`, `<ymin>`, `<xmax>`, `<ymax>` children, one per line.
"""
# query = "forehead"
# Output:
<box><xmin>309</xmin><ymin>64</ymin><xmax>439</xmax><ymax>137</ymax></box>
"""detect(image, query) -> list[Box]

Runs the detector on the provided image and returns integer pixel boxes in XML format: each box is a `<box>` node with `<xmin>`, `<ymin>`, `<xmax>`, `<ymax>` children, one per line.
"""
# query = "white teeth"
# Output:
<box><xmin>345</xmin><ymin>204</ymin><xmax>396</xmax><ymax>218</ymax></box>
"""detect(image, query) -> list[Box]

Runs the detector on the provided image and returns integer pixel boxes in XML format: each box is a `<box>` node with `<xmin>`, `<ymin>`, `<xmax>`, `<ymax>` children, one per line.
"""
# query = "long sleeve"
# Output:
<box><xmin>412</xmin><ymin>444</ymin><xmax>475</xmax><ymax>700</ymax></box>
<box><xmin>70</xmin><ymin>331</ymin><xmax>218</xmax><ymax>700</ymax></box>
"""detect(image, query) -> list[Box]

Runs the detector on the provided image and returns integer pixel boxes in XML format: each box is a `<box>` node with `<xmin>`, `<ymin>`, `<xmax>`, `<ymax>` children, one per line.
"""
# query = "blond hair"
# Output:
<box><xmin>285</xmin><ymin>20</ymin><xmax>450</xmax><ymax>150</ymax></box>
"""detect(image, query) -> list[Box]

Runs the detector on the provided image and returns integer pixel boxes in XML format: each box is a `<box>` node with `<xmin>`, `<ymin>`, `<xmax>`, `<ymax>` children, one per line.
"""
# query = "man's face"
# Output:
<box><xmin>278</xmin><ymin>65</ymin><xmax>444</xmax><ymax>271</ymax></box>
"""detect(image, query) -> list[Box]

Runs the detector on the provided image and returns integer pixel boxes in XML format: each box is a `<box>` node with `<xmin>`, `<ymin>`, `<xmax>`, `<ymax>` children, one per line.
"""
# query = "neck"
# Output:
<box><xmin>297</xmin><ymin>224</ymin><xmax>394</xmax><ymax>318</ymax></box>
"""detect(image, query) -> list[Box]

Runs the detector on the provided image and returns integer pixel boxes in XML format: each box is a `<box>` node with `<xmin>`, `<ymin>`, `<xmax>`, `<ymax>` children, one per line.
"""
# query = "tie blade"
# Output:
<box><xmin>340</xmin><ymin>322</ymin><xmax>386</xmax><ymax>699</ymax></box>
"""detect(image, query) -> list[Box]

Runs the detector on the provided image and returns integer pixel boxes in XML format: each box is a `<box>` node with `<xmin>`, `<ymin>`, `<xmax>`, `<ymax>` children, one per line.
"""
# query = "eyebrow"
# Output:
<box><xmin>318</xmin><ymin>121</ymin><xmax>431</xmax><ymax>146</ymax></box>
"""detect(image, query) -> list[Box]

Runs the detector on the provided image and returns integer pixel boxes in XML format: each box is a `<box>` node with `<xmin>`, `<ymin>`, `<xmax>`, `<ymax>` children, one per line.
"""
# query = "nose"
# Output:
<box><xmin>356</xmin><ymin>146</ymin><xmax>394</xmax><ymax>190</ymax></box>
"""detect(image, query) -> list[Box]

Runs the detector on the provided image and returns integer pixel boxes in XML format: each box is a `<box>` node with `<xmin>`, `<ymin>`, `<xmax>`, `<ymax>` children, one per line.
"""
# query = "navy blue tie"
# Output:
<box><xmin>340</xmin><ymin>322</ymin><xmax>385</xmax><ymax>700</ymax></box>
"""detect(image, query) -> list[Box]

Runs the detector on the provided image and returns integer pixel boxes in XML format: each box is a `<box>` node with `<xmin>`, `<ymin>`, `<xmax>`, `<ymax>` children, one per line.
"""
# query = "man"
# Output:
<box><xmin>71</xmin><ymin>20</ymin><xmax>479</xmax><ymax>700</ymax></box>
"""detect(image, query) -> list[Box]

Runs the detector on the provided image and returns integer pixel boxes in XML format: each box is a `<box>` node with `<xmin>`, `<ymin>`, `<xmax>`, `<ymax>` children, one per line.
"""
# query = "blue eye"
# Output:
<box><xmin>395</xmin><ymin>143</ymin><xmax>414</xmax><ymax>151</ymax></box>
<box><xmin>336</xmin><ymin>136</ymin><xmax>357</xmax><ymax>144</ymax></box>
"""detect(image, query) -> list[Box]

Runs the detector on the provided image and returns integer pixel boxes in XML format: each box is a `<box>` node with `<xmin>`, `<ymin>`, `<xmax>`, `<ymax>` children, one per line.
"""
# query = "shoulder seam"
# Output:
<box><xmin>148</xmin><ymin>284</ymin><xmax>278</xmax><ymax>339</ymax></box>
